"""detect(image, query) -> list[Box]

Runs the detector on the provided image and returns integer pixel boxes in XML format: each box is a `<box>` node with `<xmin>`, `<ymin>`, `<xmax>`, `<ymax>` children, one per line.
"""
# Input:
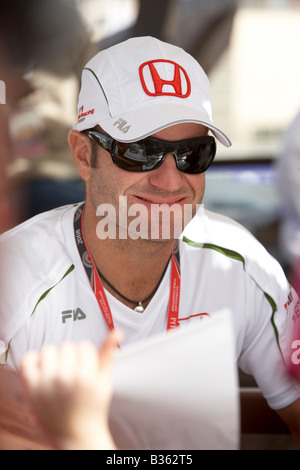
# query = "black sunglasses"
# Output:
<box><xmin>85</xmin><ymin>130</ymin><xmax>216</xmax><ymax>174</ymax></box>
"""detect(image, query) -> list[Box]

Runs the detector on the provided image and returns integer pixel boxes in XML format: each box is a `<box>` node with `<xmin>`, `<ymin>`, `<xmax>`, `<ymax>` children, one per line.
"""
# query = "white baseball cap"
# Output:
<box><xmin>73</xmin><ymin>36</ymin><xmax>231</xmax><ymax>147</ymax></box>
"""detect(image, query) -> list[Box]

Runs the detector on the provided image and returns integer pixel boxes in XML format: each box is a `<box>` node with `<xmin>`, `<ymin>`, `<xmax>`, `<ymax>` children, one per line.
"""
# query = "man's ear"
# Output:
<box><xmin>68</xmin><ymin>130</ymin><xmax>93</xmax><ymax>181</ymax></box>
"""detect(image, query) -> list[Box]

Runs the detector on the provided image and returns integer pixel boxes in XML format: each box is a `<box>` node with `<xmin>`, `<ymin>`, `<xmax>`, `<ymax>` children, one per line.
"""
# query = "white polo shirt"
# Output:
<box><xmin>0</xmin><ymin>203</ymin><xmax>299</xmax><ymax>410</ymax></box>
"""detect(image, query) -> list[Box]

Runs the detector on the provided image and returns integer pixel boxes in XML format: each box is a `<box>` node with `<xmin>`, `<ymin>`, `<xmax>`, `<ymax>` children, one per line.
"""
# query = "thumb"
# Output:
<box><xmin>98</xmin><ymin>329</ymin><xmax>123</xmax><ymax>370</ymax></box>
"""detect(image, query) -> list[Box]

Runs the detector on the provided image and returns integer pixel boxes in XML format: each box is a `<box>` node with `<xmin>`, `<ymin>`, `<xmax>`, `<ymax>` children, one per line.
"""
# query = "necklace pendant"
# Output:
<box><xmin>134</xmin><ymin>302</ymin><xmax>144</xmax><ymax>313</ymax></box>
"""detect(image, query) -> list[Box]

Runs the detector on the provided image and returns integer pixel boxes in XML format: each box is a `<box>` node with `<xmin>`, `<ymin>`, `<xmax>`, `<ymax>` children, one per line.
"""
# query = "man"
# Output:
<box><xmin>1</xmin><ymin>36</ymin><xmax>300</xmax><ymax>444</ymax></box>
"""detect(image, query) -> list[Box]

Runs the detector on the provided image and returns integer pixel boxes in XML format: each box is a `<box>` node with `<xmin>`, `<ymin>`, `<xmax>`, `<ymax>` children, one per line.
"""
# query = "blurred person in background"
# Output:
<box><xmin>277</xmin><ymin>110</ymin><xmax>300</xmax><ymax>376</ymax></box>
<box><xmin>276</xmin><ymin>109</ymin><xmax>300</xmax><ymax>280</ymax></box>
<box><xmin>3</xmin><ymin>0</ymin><xmax>97</xmax><ymax>219</ymax></box>
<box><xmin>0</xmin><ymin>11</ymin><xmax>33</xmax><ymax>232</ymax></box>
<box><xmin>0</xmin><ymin>1</ymin><xmax>98</xmax><ymax>226</ymax></box>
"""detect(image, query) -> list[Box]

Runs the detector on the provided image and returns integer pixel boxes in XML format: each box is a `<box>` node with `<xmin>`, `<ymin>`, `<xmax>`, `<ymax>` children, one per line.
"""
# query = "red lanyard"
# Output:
<box><xmin>166</xmin><ymin>253</ymin><xmax>181</xmax><ymax>330</ymax></box>
<box><xmin>74</xmin><ymin>204</ymin><xmax>181</xmax><ymax>332</ymax></box>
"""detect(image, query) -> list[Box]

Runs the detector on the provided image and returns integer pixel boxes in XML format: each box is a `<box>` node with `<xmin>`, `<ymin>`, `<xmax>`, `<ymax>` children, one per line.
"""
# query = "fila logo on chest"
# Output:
<box><xmin>61</xmin><ymin>308</ymin><xmax>86</xmax><ymax>323</ymax></box>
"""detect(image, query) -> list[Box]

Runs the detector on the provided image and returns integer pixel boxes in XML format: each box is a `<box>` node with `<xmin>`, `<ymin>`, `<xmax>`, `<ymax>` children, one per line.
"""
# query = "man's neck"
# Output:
<box><xmin>82</xmin><ymin>204</ymin><xmax>175</xmax><ymax>308</ymax></box>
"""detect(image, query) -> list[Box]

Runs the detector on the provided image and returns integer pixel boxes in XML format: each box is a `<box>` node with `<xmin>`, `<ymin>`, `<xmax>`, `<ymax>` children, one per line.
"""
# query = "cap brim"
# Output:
<box><xmin>98</xmin><ymin>102</ymin><xmax>231</xmax><ymax>147</ymax></box>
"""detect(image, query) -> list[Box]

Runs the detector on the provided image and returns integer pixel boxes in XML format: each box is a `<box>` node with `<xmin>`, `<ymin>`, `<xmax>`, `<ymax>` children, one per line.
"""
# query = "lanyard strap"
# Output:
<box><xmin>74</xmin><ymin>204</ymin><xmax>181</xmax><ymax>331</ymax></box>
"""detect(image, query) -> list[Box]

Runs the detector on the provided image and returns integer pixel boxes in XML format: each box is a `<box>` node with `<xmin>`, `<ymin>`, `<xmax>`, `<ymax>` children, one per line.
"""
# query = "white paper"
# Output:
<box><xmin>0</xmin><ymin>309</ymin><xmax>239</xmax><ymax>450</ymax></box>
<box><xmin>109</xmin><ymin>309</ymin><xmax>240</xmax><ymax>450</ymax></box>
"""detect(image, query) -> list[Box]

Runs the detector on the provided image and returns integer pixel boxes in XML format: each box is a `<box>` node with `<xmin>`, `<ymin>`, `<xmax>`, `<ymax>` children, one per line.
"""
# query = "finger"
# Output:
<box><xmin>76</xmin><ymin>341</ymin><xmax>100</xmax><ymax>381</ymax></box>
<box><xmin>19</xmin><ymin>350</ymin><xmax>41</xmax><ymax>390</ymax></box>
<box><xmin>56</xmin><ymin>342</ymin><xmax>78</xmax><ymax>382</ymax></box>
<box><xmin>38</xmin><ymin>344</ymin><xmax>59</xmax><ymax>383</ymax></box>
<box><xmin>98</xmin><ymin>330</ymin><xmax>123</xmax><ymax>370</ymax></box>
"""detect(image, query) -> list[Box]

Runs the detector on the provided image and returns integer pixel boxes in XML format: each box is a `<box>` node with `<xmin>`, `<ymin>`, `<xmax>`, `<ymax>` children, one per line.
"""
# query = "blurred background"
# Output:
<box><xmin>1</xmin><ymin>0</ymin><xmax>300</xmax><ymax>449</ymax></box>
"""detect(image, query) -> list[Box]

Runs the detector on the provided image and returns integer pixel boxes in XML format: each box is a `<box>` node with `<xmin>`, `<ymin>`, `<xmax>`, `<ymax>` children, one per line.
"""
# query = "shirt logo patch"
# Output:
<box><xmin>61</xmin><ymin>308</ymin><xmax>86</xmax><ymax>323</ymax></box>
<box><xmin>139</xmin><ymin>60</ymin><xmax>191</xmax><ymax>98</ymax></box>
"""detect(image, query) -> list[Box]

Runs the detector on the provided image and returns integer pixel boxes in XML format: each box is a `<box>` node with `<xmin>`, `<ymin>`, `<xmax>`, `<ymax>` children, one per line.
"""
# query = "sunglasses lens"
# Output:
<box><xmin>175</xmin><ymin>140</ymin><xmax>216</xmax><ymax>174</ymax></box>
<box><xmin>114</xmin><ymin>141</ymin><xmax>163</xmax><ymax>171</ymax></box>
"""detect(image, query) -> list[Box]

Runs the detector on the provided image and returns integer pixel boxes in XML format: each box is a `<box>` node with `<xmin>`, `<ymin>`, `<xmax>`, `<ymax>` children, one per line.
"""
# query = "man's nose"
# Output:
<box><xmin>147</xmin><ymin>153</ymin><xmax>184</xmax><ymax>192</ymax></box>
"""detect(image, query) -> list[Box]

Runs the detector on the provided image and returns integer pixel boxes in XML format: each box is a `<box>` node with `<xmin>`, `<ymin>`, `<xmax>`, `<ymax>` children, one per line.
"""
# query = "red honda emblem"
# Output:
<box><xmin>139</xmin><ymin>60</ymin><xmax>191</xmax><ymax>98</ymax></box>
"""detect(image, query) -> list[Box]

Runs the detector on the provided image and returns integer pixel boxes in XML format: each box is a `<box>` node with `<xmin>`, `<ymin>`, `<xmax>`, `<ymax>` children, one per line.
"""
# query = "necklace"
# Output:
<box><xmin>73</xmin><ymin>203</ymin><xmax>181</xmax><ymax>331</ymax></box>
<box><xmin>97</xmin><ymin>259</ymin><xmax>171</xmax><ymax>313</ymax></box>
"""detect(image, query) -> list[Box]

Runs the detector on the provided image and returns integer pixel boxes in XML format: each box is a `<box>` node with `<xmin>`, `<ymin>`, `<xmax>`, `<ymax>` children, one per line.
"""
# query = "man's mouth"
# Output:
<box><xmin>133</xmin><ymin>195</ymin><xmax>187</xmax><ymax>206</ymax></box>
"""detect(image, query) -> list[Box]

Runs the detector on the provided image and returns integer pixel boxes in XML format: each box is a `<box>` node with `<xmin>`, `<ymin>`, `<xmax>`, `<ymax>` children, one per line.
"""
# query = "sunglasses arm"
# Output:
<box><xmin>87</xmin><ymin>131</ymin><xmax>114</xmax><ymax>153</ymax></box>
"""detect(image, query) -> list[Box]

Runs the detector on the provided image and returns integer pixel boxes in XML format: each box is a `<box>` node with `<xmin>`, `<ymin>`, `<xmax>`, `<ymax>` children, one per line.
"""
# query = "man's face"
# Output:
<box><xmin>87</xmin><ymin>122</ymin><xmax>208</xmax><ymax>241</ymax></box>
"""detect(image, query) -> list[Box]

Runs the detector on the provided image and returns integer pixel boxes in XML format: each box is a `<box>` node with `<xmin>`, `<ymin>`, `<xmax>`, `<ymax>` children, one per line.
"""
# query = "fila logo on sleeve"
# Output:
<box><xmin>139</xmin><ymin>60</ymin><xmax>191</xmax><ymax>98</ymax></box>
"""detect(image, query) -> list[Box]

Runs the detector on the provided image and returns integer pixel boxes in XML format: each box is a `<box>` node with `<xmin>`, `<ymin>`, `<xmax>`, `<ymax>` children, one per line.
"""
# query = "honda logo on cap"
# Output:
<box><xmin>139</xmin><ymin>60</ymin><xmax>191</xmax><ymax>98</ymax></box>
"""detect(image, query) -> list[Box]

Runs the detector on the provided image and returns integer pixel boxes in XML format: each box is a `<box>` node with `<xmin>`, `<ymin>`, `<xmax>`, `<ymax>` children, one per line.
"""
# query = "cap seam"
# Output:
<box><xmin>104</xmin><ymin>50</ymin><xmax>127</xmax><ymax>115</ymax></box>
<box><xmin>83</xmin><ymin>67</ymin><xmax>109</xmax><ymax>107</ymax></box>
<box><xmin>152</xmin><ymin>37</ymin><xmax>173</xmax><ymax>81</ymax></box>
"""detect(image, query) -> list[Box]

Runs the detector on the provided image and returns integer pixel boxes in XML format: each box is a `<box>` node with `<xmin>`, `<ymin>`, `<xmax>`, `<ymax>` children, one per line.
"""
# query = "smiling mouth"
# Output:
<box><xmin>134</xmin><ymin>195</ymin><xmax>187</xmax><ymax>205</ymax></box>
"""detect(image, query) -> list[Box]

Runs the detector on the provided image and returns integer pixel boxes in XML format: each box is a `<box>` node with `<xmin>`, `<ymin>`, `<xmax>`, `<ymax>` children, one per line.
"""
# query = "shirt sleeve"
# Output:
<box><xmin>238</xmin><ymin>274</ymin><xmax>300</xmax><ymax>410</ymax></box>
